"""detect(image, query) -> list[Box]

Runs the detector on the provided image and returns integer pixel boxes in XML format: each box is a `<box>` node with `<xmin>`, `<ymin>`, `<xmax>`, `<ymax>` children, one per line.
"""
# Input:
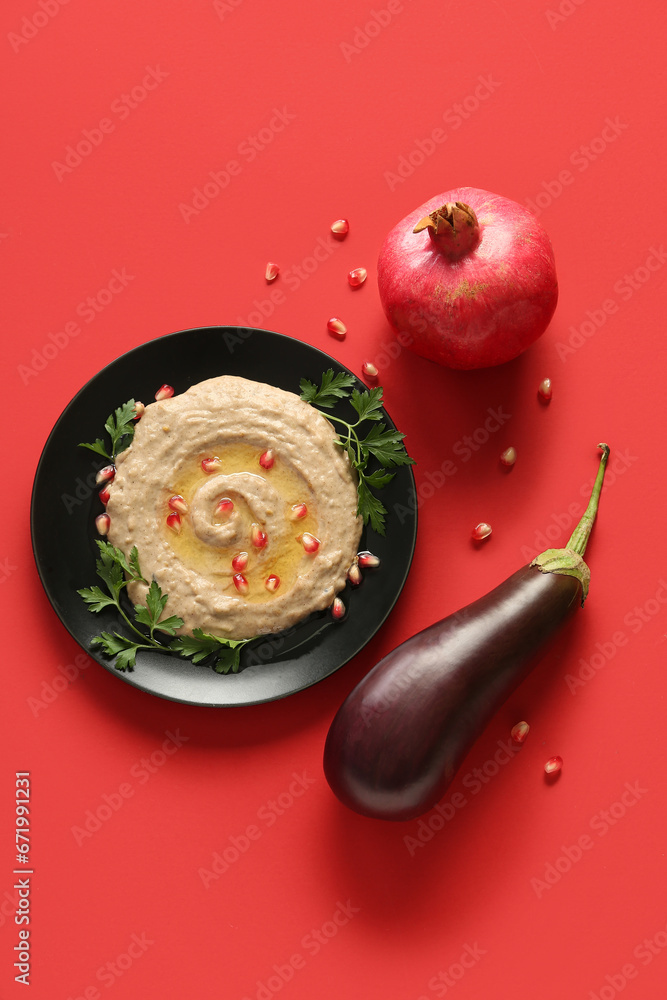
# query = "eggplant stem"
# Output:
<box><xmin>567</xmin><ymin>443</ymin><xmax>610</xmax><ymax>557</ymax></box>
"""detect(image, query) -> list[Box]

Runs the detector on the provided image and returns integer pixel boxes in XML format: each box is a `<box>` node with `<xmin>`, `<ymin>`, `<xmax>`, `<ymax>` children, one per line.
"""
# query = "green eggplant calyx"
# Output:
<box><xmin>531</xmin><ymin>443</ymin><xmax>610</xmax><ymax>605</ymax></box>
<box><xmin>530</xmin><ymin>548</ymin><xmax>591</xmax><ymax>604</ymax></box>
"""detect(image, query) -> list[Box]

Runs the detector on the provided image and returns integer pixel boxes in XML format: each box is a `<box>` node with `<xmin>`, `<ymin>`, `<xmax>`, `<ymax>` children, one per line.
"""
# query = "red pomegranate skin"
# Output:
<box><xmin>377</xmin><ymin>187</ymin><xmax>558</xmax><ymax>369</ymax></box>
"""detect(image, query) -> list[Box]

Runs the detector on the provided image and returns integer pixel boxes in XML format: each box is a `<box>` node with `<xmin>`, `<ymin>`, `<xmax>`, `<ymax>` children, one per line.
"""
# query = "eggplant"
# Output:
<box><xmin>324</xmin><ymin>444</ymin><xmax>610</xmax><ymax>821</ymax></box>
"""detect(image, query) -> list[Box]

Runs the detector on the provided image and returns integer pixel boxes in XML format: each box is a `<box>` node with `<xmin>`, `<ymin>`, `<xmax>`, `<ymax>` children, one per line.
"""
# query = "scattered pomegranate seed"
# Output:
<box><xmin>544</xmin><ymin>755</ymin><xmax>563</xmax><ymax>776</ymax></box>
<box><xmin>327</xmin><ymin>317</ymin><xmax>347</xmax><ymax>339</ymax></box>
<box><xmin>500</xmin><ymin>446</ymin><xmax>517</xmax><ymax>467</ymax></box>
<box><xmin>538</xmin><ymin>377</ymin><xmax>553</xmax><ymax>401</ymax></box>
<box><xmin>265</xmin><ymin>574</ymin><xmax>281</xmax><ymax>592</ymax></box>
<box><xmin>259</xmin><ymin>449</ymin><xmax>275</xmax><ymax>470</ymax></box>
<box><xmin>347</xmin><ymin>562</ymin><xmax>362</xmax><ymax>586</ymax></box>
<box><xmin>511</xmin><ymin>721</ymin><xmax>530</xmax><ymax>744</ymax></box>
<box><xmin>251</xmin><ymin>523</ymin><xmax>267</xmax><ymax>549</ymax></box>
<box><xmin>331</xmin><ymin>219</ymin><xmax>349</xmax><ymax>238</ymax></box>
<box><xmin>232</xmin><ymin>551</ymin><xmax>248</xmax><ymax>572</ymax></box>
<box><xmin>348</xmin><ymin>267</ymin><xmax>367</xmax><ymax>288</ymax></box>
<box><xmin>331</xmin><ymin>597</ymin><xmax>346</xmax><ymax>619</ymax></box>
<box><xmin>357</xmin><ymin>550</ymin><xmax>380</xmax><ymax>569</ymax></box>
<box><xmin>99</xmin><ymin>486</ymin><xmax>111</xmax><ymax>505</ymax></box>
<box><xmin>232</xmin><ymin>552</ymin><xmax>248</xmax><ymax>573</ymax></box>
<box><xmin>299</xmin><ymin>532</ymin><xmax>320</xmax><ymax>553</ymax></box>
<box><xmin>166</xmin><ymin>512</ymin><xmax>182</xmax><ymax>534</ymax></box>
<box><xmin>201</xmin><ymin>456</ymin><xmax>223</xmax><ymax>474</ymax></box>
<box><xmin>362</xmin><ymin>361</ymin><xmax>379</xmax><ymax>381</ymax></box>
<box><xmin>96</xmin><ymin>465</ymin><xmax>115</xmax><ymax>485</ymax></box>
<box><xmin>289</xmin><ymin>502</ymin><xmax>308</xmax><ymax>520</ymax></box>
<box><xmin>233</xmin><ymin>573</ymin><xmax>249</xmax><ymax>595</ymax></box>
<box><xmin>155</xmin><ymin>384</ymin><xmax>174</xmax><ymax>401</ymax></box>
<box><xmin>168</xmin><ymin>495</ymin><xmax>188</xmax><ymax>514</ymax></box>
<box><xmin>215</xmin><ymin>497</ymin><xmax>234</xmax><ymax>516</ymax></box>
<box><xmin>472</xmin><ymin>522</ymin><xmax>492</xmax><ymax>541</ymax></box>
<box><xmin>95</xmin><ymin>513</ymin><xmax>110</xmax><ymax>536</ymax></box>
<box><xmin>265</xmin><ymin>261</ymin><xmax>280</xmax><ymax>283</ymax></box>
<box><xmin>133</xmin><ymin>401</ymin><xmax>145</xmax><ymax>419</ymax></box>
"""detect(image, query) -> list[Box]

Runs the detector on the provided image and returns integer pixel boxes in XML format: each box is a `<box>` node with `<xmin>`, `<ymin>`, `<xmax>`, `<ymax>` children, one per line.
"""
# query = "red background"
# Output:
<box><xmin>2</xmin><ymin>1</ymin><xmax>666</xmax><ymax>997</ymax></box>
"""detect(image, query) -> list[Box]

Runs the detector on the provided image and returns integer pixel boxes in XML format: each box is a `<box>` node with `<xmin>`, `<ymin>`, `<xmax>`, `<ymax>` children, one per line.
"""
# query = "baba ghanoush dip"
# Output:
<box><xmin>106</xmin><ymin>375</ymin><xmax>363</xmax><ymax>639</ymax></box>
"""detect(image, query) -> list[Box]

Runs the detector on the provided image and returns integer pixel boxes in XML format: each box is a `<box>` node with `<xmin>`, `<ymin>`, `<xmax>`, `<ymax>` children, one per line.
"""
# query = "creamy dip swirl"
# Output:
<box><xmin>106</xmin><ymin>375</ymin><xmax>363</xmax><ymax>639</ymax></box>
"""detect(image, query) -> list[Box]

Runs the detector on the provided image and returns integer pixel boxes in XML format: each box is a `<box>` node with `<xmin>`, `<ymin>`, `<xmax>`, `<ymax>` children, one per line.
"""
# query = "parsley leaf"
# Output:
<box><xmin>95</xmin><ymin>541</ymin><xmax>146</xmax><ymax>583</ymax></box>
<box><xmin>362</xmin><ymin>468</ymin><xmax>396</xmax><ymax>488</ymax></box>
<box><xmin>91</xmin><ymin>632</ymin><xmax>143</xmax><ymax>672</ymax></box>
<box><xmin>127</xmin><ymin>546</ymin><xmax>145</xmax><ymax>583</ymax></box>
<box><xmin>356</xmin><ymin>479</ymin><xmax>389</xmax><ymax>536</ymax></box>
<box><xmin>169</xmin><ymin>629</ymin><xmax>250</xmax><ymax>673</ymax></box>
<box><xmin>78</xmin><ymin>438</ymin><xmax>111</xmax><ymax>460</ymax></box>
<box><xmin>350</xmin><ymin>387</ymin><xmax>384</xmax><ymax>423</ymax></box>
<box><xmin>299</xmin><ymin>370</ymin><xmax>356</xmax><ymax>409</ymax></box>
<box><xmin>134</xmin><ymin>580</ymin><xmax>184</xmax><ymax>638</ymax></box>
<box><xmin>105</xmin><ymin>399</ymin><xmax>137</xmax><ymax>458</ymax></box>
<box><xmin>95</xmin><ymin>552</ymin><xmax>126</xmax><ymax>602</ymax></box>
<box><xmin>361</xmin><ymin>424</ymin><xmax>413</xmax><ymax>468</ymax></box>
<box><xmin>77</xmin><ymin>585</ymin><xmax>118</xmax><ymax>613</ymax></box>
<box><xmin>79</xmin><ymin>398</ymin><xmax>137</xmax><ymax>461</ymax></box>
<box><xmin>300</xmin><ymin>371</ymin><xmax>414</xmax><ymax>534</ymax></box>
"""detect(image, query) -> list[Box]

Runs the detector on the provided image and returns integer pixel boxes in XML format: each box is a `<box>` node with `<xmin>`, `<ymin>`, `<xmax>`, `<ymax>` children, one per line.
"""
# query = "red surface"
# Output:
<box><xmin>3</xmin><ymin>1</ymin><xmax>666</xmax><ymax>997</ymax></box>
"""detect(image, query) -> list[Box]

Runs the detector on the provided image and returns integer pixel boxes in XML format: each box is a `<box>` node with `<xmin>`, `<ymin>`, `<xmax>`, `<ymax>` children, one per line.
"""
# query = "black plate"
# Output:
<box><xmin>31</xmin><ymin>327</ymin><xmax>418</xmax><ymax>707</ymax></box>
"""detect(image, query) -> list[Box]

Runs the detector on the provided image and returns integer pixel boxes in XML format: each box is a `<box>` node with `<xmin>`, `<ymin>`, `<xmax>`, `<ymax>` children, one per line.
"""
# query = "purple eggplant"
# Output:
<box><xmin>324</xmin><ymin>444</ymin><xmax>610</xmax><ymax>821</ymax></box>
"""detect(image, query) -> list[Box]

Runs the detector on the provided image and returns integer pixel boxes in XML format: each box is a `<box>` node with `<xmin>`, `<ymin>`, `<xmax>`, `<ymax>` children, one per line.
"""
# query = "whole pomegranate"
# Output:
<box><xmin>377</xmin><ymin>187</ymin><xmax>558</xmax><ymax>369</ymax></box>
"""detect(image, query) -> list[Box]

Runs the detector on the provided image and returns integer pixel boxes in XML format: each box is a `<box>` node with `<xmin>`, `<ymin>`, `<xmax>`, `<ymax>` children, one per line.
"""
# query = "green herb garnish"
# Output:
<box><xmin>78</xmin><ymin>542</ymin><xmax>251</xmax><ymax>673</ymax></box>
<box><xmin>79</xmin><ymin>399</ymin><xmax>137</xmax><ymax>461</ymax></box>
<box><xmin>170</xmin><ymin>630</ymin><xmax>248</xmax><ymax>674</ymax></box>
<box><xmin>300</xmin><ymin>370</ymin><xmax>414</xmax><ymax>535</ymax></box>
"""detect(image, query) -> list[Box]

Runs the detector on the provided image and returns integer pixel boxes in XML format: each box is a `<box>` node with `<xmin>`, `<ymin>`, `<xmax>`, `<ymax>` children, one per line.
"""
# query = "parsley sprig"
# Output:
<box><xmin>300</xmin><ymin>370</ymin><xmax>414</xmax><ymax>535</ymax></box>
<box><xmin>78</xmin><ymin>399</ymin><xmax>137</xmax><ymax>461</ymax></box>
<box><xmin>78</xmin><ymin>542</ymin><xmax>251</xmax><ymax>673</ymax></box>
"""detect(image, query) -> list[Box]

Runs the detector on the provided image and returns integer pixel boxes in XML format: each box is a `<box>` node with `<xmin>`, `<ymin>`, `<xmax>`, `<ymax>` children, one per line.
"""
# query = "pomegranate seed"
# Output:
<box><xmin>472</xmin><ymin>522</ymin><xmax>492</xmax><ymax>541</ymax></box>
<box><xmin>544</xmin><ymin>755</ymin><xmax>563</xmax><ymax>776</ymax></box>
<box><xmin>95</xmin><ymin>513</ymin><xmax>110</xmax><ymax>536</ymax></box>
<box><xmin>357</xmin><ymin>550</ymin><xmax>380</xmax><ymax>569</ymax></box>
<box><xmin>155</xmin><ymin>384</ymin><xmax>174</xmax><ymax>401</ymax></box>
<box><xmin>166</xmin><ymin>512</ymin><xmax>182</xmax><ymax>534</ymax></box>
<box><xmin>232</xmin><ymin>551</ymin><xmax>248</xmax><ymax>572</ymax></box>
<box><xmin>327</xmin><ymin>317</ymin><xmax>347</xmax><ymax>339</ymax></box>
<box><xmin>133</xmin><ymin>401</ymin><xmax>145</xmax><ymax>419</ymax></box>
<box><xmin>500</xmin><ymin>447</ymin><xmax>517</xmax><ymax>467</ymax></box>
<box><xmin>215</xmin><ymin>497</ymin><xmax>234</xmax><ymax>516</ymax></box>
<box><xmin>233</xmin><ymin>573</ymin><xmax>249</xmax><ymax>595</ymax></box>
<box><xmin>362</xmin><ymin>361</ymin><xmax>379</xmax><ymax>381</ymax></box>
<box><xmin>168</xmin><ymin>494</ymin><xmax>188</xmax><ymax>514</ymax></box>
<box><xmin>511</xmin><ymin>721</ymin><xmax>530</xmax><ymax>744</ymax></box>
<box><xmin>95</xmin><ymin>465</ymin><xmax>115</xmax><ymax>485</ymax></box>
<box><xmin>348</xmin><ymin>267</ymin><xmax>367</xmax><ymax>288</ymax></box>
<box><xmin>259</xmin><ymin>449</ymin><xmax>275</xmax><ymax>470</ymax></box>
<box><xmin>331</xmin><ymin>596</ymin><xmax>346</xmax><ymax>620</ymax></box>
<box><xmin>99</xmin><ymin>486</ymin><xmax>111</xmax><ymax>505</ymax></box>
<box><xmin>299</xmin><ymin>532</ymin><xmax>320</xmax><ymax>553</ymax></box>
<box><xmin>265</xmin><ymin>574</ymin><xmax>281</xmax><ymax>592</ymax></box>
<box><xmin>201</xmin><ymin>456</ymin><xmax>223</xmax><ymax>474</ymax></box>
<box><xmin>289</xmin><ymin>502</ymin><xmax>308</xmax><ymax>520</ymax></box>
<box><xmin>251</xmin><ymin>523</ymin><xmax>267</xmax><ymax>549</ymax></box>
<box><xmin>265</xmin><ymin>261</ymin><xmax>280</xmax><ymax>283</ymax></box>
<box><xmin>347</xmin><ymin>562</ymin><xmax>362</xmax><ymax>586</ymax></box>
<box><xmin>331</xmin><ymin>218</ymin><xmax>349</xmax><ymax>238</ymax></box>
<box><xmin>538</xmin><ymin>377</ymin><xmax>552</xmax><ymax>401</ymax></box>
